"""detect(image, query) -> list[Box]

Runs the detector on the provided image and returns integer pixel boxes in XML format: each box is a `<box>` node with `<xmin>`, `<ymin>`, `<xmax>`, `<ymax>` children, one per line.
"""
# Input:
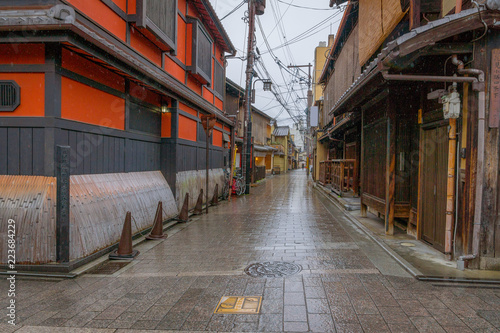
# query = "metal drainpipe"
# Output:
<box><xmin>443</xmin><ymin>56</ymin><xmax>465</xmax><ymax>260</ymax></box>
<box><xmin>455</xmin><ymin>67</ymin><xmax>486</xmax><ymax>268</ymax></box>
<box><xmin>445</xmin><ymin>116</ymin><xmax>457</xmax><ymax>260</ymax></box>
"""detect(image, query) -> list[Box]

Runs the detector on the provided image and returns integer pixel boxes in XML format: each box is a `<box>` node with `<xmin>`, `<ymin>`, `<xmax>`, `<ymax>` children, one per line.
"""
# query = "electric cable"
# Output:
<box><xmin>220</xmin><ymin>0</ymin><xmax>246</xmax><ymax>21</ymax></box>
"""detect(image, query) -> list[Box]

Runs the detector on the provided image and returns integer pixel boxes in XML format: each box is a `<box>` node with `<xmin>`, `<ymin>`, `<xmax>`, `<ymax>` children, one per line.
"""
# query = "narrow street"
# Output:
<box><xmin>2</xmin><ymin>170</ymin><xmax>500</xmax><ymax>333</ymax></box>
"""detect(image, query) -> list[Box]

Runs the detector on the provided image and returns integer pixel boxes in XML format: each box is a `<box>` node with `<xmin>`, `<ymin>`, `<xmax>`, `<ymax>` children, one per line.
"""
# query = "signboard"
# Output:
<box><xmin>490</xmin><ymin>49</ymin><xmax>500</xmax><ymax>128</ymax></box>
<box><xmin>310</xmin><ymin>106</ymin><xmax>319</xmax><ymax>127</ymax></box>
<box><xmin>214</xmin><ymin>296</ymin><xmax>262</xmax><ymax>314</ymax></box>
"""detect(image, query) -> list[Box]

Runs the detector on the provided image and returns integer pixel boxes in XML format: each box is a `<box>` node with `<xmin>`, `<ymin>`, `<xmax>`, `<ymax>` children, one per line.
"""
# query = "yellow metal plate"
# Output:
<box><xmin>214</xmin><ymin>296</ymin><xmax>262</xmax><ymax>314</ymax></box>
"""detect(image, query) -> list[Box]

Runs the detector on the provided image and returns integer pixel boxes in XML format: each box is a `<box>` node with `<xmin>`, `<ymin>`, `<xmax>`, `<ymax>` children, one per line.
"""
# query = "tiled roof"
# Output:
<box><xmin>191</xmin><ymin>0</ymin><xmax>235</xmax><ymax>54</ymax></box>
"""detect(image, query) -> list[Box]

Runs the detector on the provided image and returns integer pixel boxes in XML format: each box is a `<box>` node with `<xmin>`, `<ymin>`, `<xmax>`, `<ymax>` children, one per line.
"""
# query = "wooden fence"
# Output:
<box><xmin>253</xmin><ymin>166</ymin><xmax>266</xmax><ymax>182</ymax></box>
<box><xmin>319</xmin><ymin>159</ymin><xmax>358</xmax><ymax>196</ymax></box>
<box><xmin>319</xmin><ymin>161</ymin><xmax>333</xmax><ymax>185</ymax></box>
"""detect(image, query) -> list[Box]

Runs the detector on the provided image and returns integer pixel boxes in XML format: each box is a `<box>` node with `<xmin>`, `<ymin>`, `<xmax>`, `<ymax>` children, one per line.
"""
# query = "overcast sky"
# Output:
<box><xmin>209</xmin><ymin>0</ymin><xmax>343</xmax><ymax>134</ymax></box>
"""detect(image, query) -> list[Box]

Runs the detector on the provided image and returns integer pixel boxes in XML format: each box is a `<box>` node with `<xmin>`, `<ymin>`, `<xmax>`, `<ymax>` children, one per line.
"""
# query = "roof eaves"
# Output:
<box><xmin>192</xmin><ymin>0</ymin><xmax>236</xmax><ymax>54</ymax></box>
<box><xmin>328</xmin><ymin>7</ymin><xmax>496</xmax><ymax>117</ymax></box>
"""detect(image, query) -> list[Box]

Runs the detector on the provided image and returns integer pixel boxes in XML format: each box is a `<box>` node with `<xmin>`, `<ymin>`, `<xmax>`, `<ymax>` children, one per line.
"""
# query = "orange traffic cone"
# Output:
<box><xmin>193</xmin><ymin>189</ymin><xmax>204</xmax><ymax>215</ymax></box>
<box><xmin>146</xmin><ymin>202</ymin><xmax>167</xmax><ymax>240</ymax></box>
<box><xmin>177</xmin><ymin>193</ymin><xmax>189</xmax><ymax>222</ymax></box>
<box><xmin>211</xmin><ymin>184</ymin><xmax>219</xmax><ymax>206</ymax></box>
<box><xmin>109</xmin><ymin>212</ymin><xmax>139</xmax><ymax>259</ymax></box>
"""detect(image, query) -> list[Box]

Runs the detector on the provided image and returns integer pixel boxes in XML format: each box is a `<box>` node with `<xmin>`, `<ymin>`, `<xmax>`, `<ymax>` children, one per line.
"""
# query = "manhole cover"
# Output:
<box><xmin>400</xmin><ymin>242</ymin><xmax>416</xmax><ymax>247</ymax></box>
<box><xmin>244</xmin><ymin>261</ymin><xmax>302</xmax><ymax>278</ymax></box>
<box><xmin>87</xmin><ymin>261</ymin><xmax>130</xmax><ymax>275</ymax></box>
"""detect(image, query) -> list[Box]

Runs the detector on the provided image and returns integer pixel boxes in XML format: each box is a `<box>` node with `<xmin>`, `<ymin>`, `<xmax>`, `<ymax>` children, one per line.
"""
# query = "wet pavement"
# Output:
<box><xmin>2</xmin><ymin>170</ymin><xmax>500</xmax><ymax>332</ymax></box>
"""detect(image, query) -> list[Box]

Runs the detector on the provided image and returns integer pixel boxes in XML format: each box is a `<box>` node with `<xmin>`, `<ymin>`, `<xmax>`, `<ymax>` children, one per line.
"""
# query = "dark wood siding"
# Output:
<box><xmin>129</xmin><ymin>101</ymin><xmax>161</xmax><ymax>136</ymax></box>
<box><xmin>396</xmin><ymin>115</ymin><xmax>412</xmax><ymax>203</ymax></box>
<box><xmin>0</xmin><ymin>120</ymin><xmax>160</xmax><ymax>176</ymax></box>
<box><xmin>146</xmin><ymin>0</ymin><xmax>177</xmax><ymax>43</ymax></box>
<box><xmin>0</xmin><ymin>127</ymin><xmax>45</xmax><ymax>176</ymax></box>
<box><xmin>363</xmin><ymin>118</ymin><xmax>387</xmax><ymax>200</ymax></box>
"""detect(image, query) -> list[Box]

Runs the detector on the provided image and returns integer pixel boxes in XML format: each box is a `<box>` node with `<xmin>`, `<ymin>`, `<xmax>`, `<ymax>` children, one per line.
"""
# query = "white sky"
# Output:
<box><xmin>210</xmin><ymin>0</ymin><xmax>343</xmax><ymax>139</ymax></box>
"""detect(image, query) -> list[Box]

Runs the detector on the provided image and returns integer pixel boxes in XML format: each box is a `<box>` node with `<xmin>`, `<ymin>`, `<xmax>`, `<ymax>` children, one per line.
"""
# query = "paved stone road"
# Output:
<box><xmin>1</xmin><ymin>170</ymin><xmax>500</xmax><ymax>332</ymax></box>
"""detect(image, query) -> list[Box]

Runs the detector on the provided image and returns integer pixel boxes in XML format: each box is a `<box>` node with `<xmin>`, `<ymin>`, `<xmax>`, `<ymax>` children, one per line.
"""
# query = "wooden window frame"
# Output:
<box><xmin>213</xmin><ymin>60</ymin><xmax>224</xmax><ymax>99</ymax></box>
<box><xmin>134</xmin><ymin>0</ymin><xmax>178</xmax><ymax>52</ymax></box>
<box><xmin>187</xmin><ymin>17</ymin><xmax>213</xmax><ymax>86</ymax></box>
<box><xmin>0</xmin><ymin>80</ymin><xmax>20</xmax><ymax>112</ymax></box>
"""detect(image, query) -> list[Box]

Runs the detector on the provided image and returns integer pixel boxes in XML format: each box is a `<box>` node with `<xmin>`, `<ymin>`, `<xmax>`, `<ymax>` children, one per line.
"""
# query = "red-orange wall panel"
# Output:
<box><xmin>129</xmin><ymin>81</ymin><xmax>161</xmax><ymax>106</ymax></box>
<box><xmin>178</xmin><ymin>114</ymin><xmax>197</xmax><ymax>141</ymax></box>
<box><xmin>187</xmin><ymin>2</ymin><xmax>201</xmax><ymax>17</ymax></box>
<box><xmin>215</xmin><ymin>96</ymin><xmax>223</xmax><ymax>111</ymax></box>
<box><xmin>164</xmin><ymin>56</ymin><xmax>185</xmax><ymax>83</ymax></box>
<box><xmin>203</xmin><ymin>87</ymin><xmax>214</xmax><ymax>103</ymax></box>
<box><xmin>178</xmin><ymin>0</ymin><xmax>187</xmax><ymax>14</ymax></box>
<box><xmin>213</xmin><ymin>129</ymin><xmax>223</xmax><ymax>147</ymax></box>
<box><xmin>130</xmin><ymin>27</ymin><xmax>162</xmax><ymax>67</ymax></box>
<box><xmin>177</xmin><ymin>16</ymin><xmax>187</xmax><ymax>65</ymax></box>
<box><xmin>186</xmin><ymin>23</ymin><xmax>193</xmax><ymax>67</ymax></box>
<box><xmin>214</xmin><ymin>122</ymin><xmax>223</xmax><ymax>130</ymax></box>
<box><xmin>61</xmin><ymin>77</ymin><xmax>125</xmax><ymax>130</ymax></box>
<box><xmin>179</xmin><ymin>103</ymin><xmax>198</xmax><ymax>117</ymax></box>
<box><xmin>66</xmin><ymin>0</ymin><xmax>126</xmax><ymax>41</ymax></box>
<box><xmin>112</xmin><ymin>0</ymin><xmax>126</xmax><ymax>12</ymax></box>
<box><xmin>187</xmin><ymin>76</ymin><xmax>202</xmax><ymax>95</ymax></box>
<box><xmin>61</xmin><ymin>48</ymin><xmax>125</xmax><ymax>92</ymax></box>
<box><xmin>0</xmin><ymin>44</ymin><xmax>45</xmax><ymax>65</ymax></box>
<box><xmin>162</xmin><ymin>112</ymin><xmax>172</xmax><ymax>138</ymax></box>
<box><xmin>215</xmin><ymin>44</ymin><xmax>224</xmax><ymax>64</ymax></box>
<box><xmin>224</xmin><ymin>125</ymin><xmax>230</xmax><ymax>132</ymax></box>
<box><xmin>128</xmin><ymin>0</ymin><xmax>136</xmax><ymax>14</ymax></box>
<box><xmin>0</xmin><ymin>73</ymin><xmax>44</xmax><ymax>117</ymax></box>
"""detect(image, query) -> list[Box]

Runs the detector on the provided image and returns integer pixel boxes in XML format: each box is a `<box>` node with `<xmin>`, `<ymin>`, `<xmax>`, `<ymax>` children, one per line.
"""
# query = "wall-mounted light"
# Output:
<box><xmin>161</xmin><ymin>105</ymin><xmax>170</xmax><ymax>113</ymax></box>
<box><xmin>263</xmin><ymin>79</ymin><xmax>272</xmax><ymax>91</ymax></box>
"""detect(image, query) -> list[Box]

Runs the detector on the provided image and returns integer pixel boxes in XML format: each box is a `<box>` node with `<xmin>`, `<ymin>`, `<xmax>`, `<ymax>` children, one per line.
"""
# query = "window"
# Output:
<box><xmin>188</xmin><ymin>18</ymin><xmax>213</xmax><ymax>85</ymax></box>
<box><xmin>134</xmin><ymin>0</ymin><xmax>177</xmax><ymax>51</ymax></box>
<box><xmin>214</xmin><ymin>61</ymin><xmax>224</xmax><ymax>97</ymax></box>
<box><xmin>0</xmin><ymin>81</ymin><xmax>20</xmax><ymax>112</ymax></box>
<box><xmin>129</xmin><ymin>101</ymin><xmax>161</xmax><ymax>136</ymax></box>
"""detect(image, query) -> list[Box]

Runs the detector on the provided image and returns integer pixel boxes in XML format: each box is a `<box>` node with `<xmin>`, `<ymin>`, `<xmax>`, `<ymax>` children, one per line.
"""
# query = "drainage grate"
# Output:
<box><xmin>244</xmin><ymin>261</ymin><xmax>302</xmax><ymax>278</ymax></box>
<box><xmin>87</xmin><ymin>261</ymin><xmax>130</xmax><ymax>275</ymax></box>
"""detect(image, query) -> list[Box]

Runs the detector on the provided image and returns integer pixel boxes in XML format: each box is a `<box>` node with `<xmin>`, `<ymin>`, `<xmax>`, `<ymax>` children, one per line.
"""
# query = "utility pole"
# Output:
<box><xmin>242</xmin><ymin>0</ymin><xmax>265</xmax><ymax>194</ymax></box>
<box><xmin>287</xmin><ymin>63</ymin><xmax>312</xmax><ymax>176</ymax></box>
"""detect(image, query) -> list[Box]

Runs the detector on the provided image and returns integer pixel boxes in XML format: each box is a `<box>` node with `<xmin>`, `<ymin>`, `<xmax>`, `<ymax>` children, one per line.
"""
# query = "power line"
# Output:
<box><xmin>261</xmin><ymin>10</ymin><xmax>343</xmax><ymax>54</ymax></box>
<box><xmin>275</xmin><ymin>0</ymin><xmax>338</xmax><ymax>10</ymax></box>
<box><xmin>220</xmin><ymin>0</ymin><xmax>246</xmax><ymax>21</ymax></box>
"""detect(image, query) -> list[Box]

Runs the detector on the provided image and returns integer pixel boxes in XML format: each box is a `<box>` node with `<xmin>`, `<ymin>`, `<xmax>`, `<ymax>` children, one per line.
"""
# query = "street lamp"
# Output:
<box><xmin>251</xmin><ymin>78</ymin><xmax>272</xmax><ymax>104</ymax></box>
